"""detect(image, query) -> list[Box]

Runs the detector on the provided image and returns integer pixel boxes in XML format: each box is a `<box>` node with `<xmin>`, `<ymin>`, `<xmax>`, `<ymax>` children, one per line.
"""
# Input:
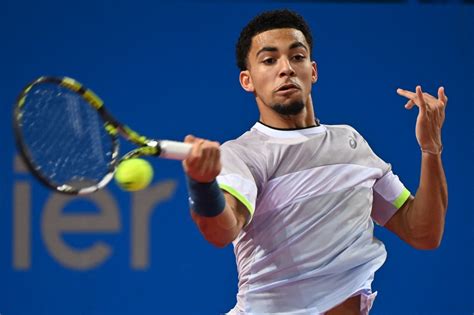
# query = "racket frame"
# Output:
<box><xmin>13</xmin><ymin>76</ymin><xmax>178</xmax><ymax>195</ymax></box>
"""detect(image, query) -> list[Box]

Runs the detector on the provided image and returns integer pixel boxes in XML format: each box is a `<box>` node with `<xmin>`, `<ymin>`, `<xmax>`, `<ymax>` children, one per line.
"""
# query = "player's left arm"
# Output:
<box><xmin>384</xmin><ymin>86</ymin><xmax>448</xmax><ymax>250</ymax></box>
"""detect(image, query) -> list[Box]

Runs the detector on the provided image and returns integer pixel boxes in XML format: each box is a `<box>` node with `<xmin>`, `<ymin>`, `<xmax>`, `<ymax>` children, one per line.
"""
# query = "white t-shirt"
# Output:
<box><xmin>217</xmin><ymin>122</ymin><xmax>410</xmax><ymax>314</ymax></box>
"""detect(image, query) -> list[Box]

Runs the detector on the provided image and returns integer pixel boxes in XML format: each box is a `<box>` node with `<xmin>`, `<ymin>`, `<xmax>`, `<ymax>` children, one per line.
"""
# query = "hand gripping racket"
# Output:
<box><xmin>13</xmin><ymin>76</ymin><xmax>192</xmax><ymax>195</ymax></box>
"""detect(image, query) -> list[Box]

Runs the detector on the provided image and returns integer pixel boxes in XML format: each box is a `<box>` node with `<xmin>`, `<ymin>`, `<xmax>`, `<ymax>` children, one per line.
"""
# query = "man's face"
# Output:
<box><xmin>240</xmin><ymin>28</ymin><xmax>317</xmax><ymax>115</ymax></box>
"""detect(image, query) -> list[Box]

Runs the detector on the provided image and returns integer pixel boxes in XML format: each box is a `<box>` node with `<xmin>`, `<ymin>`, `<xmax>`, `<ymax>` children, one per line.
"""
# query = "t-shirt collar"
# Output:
<box><xmin>252</xmin><ymin>121</ymin><xmax>326</xmax><ymax>139</ymax></box>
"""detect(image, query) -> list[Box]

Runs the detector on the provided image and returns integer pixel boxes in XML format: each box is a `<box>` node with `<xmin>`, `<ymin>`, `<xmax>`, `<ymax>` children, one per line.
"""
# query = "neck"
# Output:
<box><xmin>257</xmin><ymin>96</ymin><xmax>317</xmax><ymax>129</ymax></box>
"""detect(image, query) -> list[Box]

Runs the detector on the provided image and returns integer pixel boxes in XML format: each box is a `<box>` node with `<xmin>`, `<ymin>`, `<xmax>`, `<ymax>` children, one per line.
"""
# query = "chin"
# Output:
<box><xmin>271</xmin><ymin>100</ymin><xmax>305</xmax><ymax>116</ymax></box>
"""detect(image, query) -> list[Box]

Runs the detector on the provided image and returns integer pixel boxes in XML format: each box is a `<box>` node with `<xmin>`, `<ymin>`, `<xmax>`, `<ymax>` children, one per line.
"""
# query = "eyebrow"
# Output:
<box><xmin>256</xmin><ymin>41</ymin><xmax>308</xmax><ymax>58</ymax></box>
<box><xmin>289</xmin><ymin>41</ymin><xmax>308</xmax><ymax>51</ymax></box>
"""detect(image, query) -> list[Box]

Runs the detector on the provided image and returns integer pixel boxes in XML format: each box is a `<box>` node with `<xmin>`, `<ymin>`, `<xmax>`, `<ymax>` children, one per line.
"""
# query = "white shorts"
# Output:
<box><xmin>226</xmin><ymin>290</ymin><xmax>378</xmax><ymax>315</ymax></box>
<box><xmin>359</xmin><ymin>289</ymin><xmax>378</xmax><ymax>315</ymax></box>
<box><xmin>321</xmin><ymin>289</ymin><xmax>377</xmax><ymax>315</ymax></box>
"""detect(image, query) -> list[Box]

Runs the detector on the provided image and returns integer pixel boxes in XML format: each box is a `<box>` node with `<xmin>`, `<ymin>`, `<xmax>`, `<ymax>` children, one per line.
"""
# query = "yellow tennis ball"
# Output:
<box><xmin>114</xmin><ymin>158</ymin><xmax>153</xmax><ymax>191</ymax></box>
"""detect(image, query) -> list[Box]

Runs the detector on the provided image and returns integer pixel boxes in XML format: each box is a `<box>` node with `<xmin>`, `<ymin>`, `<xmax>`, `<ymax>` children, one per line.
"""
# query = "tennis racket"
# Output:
<box><xmin>13</xmin><ymin>76</ymin><xmax>192</xmax><ymax>195</ymax></box>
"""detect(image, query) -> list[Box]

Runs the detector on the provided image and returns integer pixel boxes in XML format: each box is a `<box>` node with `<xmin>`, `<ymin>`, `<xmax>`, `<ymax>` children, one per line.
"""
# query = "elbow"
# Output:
<box><xmin>199</xmin><ymin>225</ymin><xmax>237</xmax><ymax>248</ymax></box>
<box><xmin>204</xmin><ymin>233</ymin><xmax>234</xmax><ymax>248</ymax></box>
<box><xmin>208</xmin><ymin>239</ymin><xmax>232</xmax><ymax>248</ymax></box>
<box><xmin>410</xmin><ymin>235</ymin><xmax>443</xmax><ymax>250</ymax></box>
<box><xmin>196</xmin><ymin>223</ymin><xmax>237</xmax><ymax>248</ymax></box>
<box><xmin>191</xmin><ymin>207</ymin><xmax>242</xmax><ymax>248</ymax></box>
<box><xmin>405</xmin><ymin>210</ymin><xmax>446</xmax><ymax>250</ymax></box>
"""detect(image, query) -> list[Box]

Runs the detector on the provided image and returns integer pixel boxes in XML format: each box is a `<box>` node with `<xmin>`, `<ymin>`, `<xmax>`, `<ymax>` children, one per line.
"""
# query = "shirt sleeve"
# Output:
<box><xmin>371</xmin><ymin>169</ymin><xmax>411</xmax><ymax>226</ymax></box>
<box><xmin>216</xmin><ymin>143</ymin><xmax>258</xmax><ymax>222</ymax></box>
<box><xmin>348</xmin><ymin>126</ymin><xmax>411</xmax><ymax>226</ymax></box>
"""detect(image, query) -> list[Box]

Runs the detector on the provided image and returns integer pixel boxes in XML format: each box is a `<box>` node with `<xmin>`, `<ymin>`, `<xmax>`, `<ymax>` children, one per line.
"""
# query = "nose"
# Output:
<box><xmin>279</xmin><ymin>57</ymin><xmax>295</xmax><ymax>78</ymax></box>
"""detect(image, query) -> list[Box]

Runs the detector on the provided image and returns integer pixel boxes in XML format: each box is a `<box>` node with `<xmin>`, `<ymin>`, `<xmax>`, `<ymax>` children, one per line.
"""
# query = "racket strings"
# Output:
<box><xmin>19</xmin><ymin>84</ymin><xmax>114</xmax><ymax>188</ymax></box>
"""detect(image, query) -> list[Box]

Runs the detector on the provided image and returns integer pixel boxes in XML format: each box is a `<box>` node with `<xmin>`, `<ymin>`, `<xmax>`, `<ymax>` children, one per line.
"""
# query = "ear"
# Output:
<box><xmin>239</xmin><ymin>70</ymin><xmax>255</xmax><ymax>92</ymax></box>
<box><xmin>311</xmin><ymin>61</ymin><xmax>318</xmax><ymax>84</ymax></box>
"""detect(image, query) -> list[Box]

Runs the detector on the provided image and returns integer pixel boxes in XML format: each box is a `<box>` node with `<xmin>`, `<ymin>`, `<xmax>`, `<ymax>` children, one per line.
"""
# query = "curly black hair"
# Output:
<box><xmin>236</xmin><ymin>9</ymin><xmax>313</xmax><ymax>71</ymax></box>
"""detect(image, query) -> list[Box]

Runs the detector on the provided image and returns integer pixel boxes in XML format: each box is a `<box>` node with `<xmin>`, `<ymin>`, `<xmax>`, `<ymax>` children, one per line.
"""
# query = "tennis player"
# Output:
<box><xmin>183</xmin><ymin>9</ymin><xmax>448</xmax><ymax>315</ymax></box>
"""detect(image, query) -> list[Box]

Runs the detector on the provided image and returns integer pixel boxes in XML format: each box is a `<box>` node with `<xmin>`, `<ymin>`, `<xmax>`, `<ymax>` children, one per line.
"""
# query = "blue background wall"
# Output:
<box><xmin>0</xmin><ymin>0</ymin><xmax>472</xmax><ymax>314</ymax></box>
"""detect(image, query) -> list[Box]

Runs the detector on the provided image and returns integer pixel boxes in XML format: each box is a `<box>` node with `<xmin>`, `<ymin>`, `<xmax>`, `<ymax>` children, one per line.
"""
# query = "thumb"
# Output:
<box><xmin>184</xmin><ymin>134</ymin><xmax>197</xmax><ymax>143</ymax></box>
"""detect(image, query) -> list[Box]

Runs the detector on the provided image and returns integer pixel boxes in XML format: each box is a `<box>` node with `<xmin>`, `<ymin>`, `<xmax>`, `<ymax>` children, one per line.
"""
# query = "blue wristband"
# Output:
<box><xmin>186</xmin><ymin>176</ymin><xmax>225</xmax><ymax>217</ymax></box>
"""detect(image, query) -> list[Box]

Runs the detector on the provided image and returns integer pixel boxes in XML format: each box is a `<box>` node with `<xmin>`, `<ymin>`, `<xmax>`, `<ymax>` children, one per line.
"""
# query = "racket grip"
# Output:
<box><xmin>159</xmin><ymin>140</ymin><xmax>192</xmax><ymax>160</ymax></box>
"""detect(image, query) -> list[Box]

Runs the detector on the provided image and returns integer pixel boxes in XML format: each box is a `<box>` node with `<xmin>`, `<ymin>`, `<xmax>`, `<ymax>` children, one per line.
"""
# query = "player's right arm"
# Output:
<box><xmin>190</xmin><ymin>192</ymin><xmax>249</xmax><ymax>247</ymax></box>
<box><xmin>183</xmin><ymin>135</ymin><xmax>248</xmax><ymax>247</ymax></box>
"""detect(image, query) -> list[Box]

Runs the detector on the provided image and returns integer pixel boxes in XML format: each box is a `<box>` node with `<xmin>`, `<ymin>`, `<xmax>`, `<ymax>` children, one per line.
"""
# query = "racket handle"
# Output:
<box><xmin>158</xmin><ymin>140</ymin><xmax>192</xmax><ymax>160</ymax></box>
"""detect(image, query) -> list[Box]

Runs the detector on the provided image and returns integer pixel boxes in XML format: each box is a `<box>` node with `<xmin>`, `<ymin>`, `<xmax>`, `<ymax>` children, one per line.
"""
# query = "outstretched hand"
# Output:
<box><xmin>397</xmin><ymin>86</ymin><xmax>448</xmax><ymax>154</ymax></box>
<box><xmin>182</xmin><ymin>135</ymin><xmax>222</xmax><ymax>183</ymax></box>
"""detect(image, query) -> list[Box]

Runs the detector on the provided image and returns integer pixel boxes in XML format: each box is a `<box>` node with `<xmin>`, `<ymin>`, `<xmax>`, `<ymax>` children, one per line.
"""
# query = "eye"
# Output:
<box><xmin>262</xmin><ymin>58</ymin><xmax>276</xmax><ymax>65</ymax></box>
<box><xmin>292</xmin><ymin>54</ymin><xmax>306</xmax><ymax>62</ymax></box>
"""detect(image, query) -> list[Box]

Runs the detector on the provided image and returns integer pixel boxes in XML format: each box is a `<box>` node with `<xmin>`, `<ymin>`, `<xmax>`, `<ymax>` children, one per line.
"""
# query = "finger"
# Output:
<box><xmin>184</xmin><ymin>134</ymin><xmax>196</xmax><ymax>143</ymax></box>
<box><xmin>404</xmin><ymin>99</ymin><xmax>416</xmax><ymax>109</ymax></box>
<box><xmin>416</xmin><ymin>85</ymin><xmax>427</xmax><ymax>113</ymax></box>
<box><xmin>185</xmin><ymin>139</ymin><xmax>204</xmax><ymax>167</ymax></box>
<box><xmin>193</xmin><ymin>139</ymin><xmax>205</xmax><ymax>160</ymax></box>
<box><xmin>202</xmin><ymin>142</ymin><xmax>220</xmax><ymax>175</ymax></box>
<box><xmin>438</xmin><ymin>86</ymin><xmax>448</xmax><ymax>106</ymax></box>
<box><xmin>196</xmin><ymin>147</ymin><xmax>219</xmax><ymax>182</ymax></box>
<box><xmin>199</xmin><ymin>144</ymin><xmax>214</xmax><ymax>175</ymax></box>
<box><xmin>212</xmin><ymin>142</ymin><xmax>222</xmax><ymax>174</ymax></box>
<box><xmin>397</xmin><ymin>88</ymin><xmax>416</xmax><ymax>100</ymax></box>
<box><xmin>182</xmin><ymin>137</ymin><xmax>204</xmax><ymax>173</ymax></box>
<box><xmin>214</xmin><ymin>142</ymin><xmax>222</xmax><ymax>171</ymax></box>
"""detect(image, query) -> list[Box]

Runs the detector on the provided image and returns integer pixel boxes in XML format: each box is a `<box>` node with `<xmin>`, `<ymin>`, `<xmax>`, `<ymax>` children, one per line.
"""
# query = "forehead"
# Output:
<box><xmin>250</xmin><ymin>28</ymin><xmax>308</xmax><ymax>54</ymax></box>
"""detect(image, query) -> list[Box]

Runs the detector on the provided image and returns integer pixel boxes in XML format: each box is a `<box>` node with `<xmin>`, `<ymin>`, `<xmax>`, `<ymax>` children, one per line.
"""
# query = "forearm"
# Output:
<box><xmin>181</xmin><ymin>135</ymin><xmax>247</xmax><ymax>247</ymax></box>
<box><xmin>186</xmin><ymin>177</ymin><xmax>239</xmax><ymax>247</ymax></box>
<box><xmin>407</xmin><ymin>152</ymin><xmax>448</xmax><ymax>247</ymax></box>
<box><xmin>191</xmin><ymin>202</ymin><xmax>242</xmax><ymax>248</ymax></box>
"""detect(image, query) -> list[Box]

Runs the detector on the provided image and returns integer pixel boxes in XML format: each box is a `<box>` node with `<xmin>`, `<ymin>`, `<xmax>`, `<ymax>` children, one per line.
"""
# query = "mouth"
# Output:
<box><xmin>275</xmin><ymin>83</ymin><xmax>300</xmax><ymax>93</ymax></box>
